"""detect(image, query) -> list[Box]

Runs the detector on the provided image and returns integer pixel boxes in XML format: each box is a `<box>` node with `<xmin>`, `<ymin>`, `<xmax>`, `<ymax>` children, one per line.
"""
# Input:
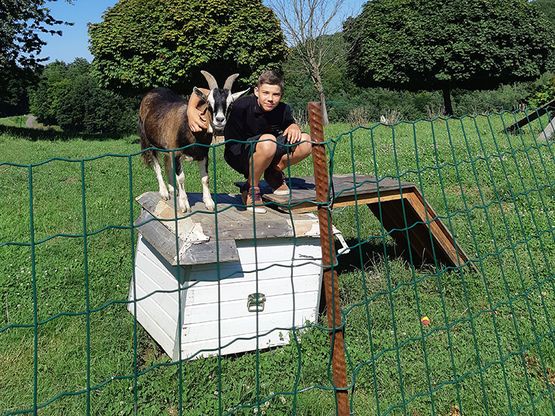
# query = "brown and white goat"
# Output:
<box><xmin>138</xmin><ymin>71</ymin><xmax>248</xmax><ymax>212</ymax></box>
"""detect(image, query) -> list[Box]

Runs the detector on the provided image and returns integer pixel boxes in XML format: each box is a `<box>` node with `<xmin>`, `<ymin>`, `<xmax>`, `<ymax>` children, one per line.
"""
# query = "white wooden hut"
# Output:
<box><xmin>128</xmin><ymin>192</ymin><xmax>347</xmax><ymax>361</ymax></box>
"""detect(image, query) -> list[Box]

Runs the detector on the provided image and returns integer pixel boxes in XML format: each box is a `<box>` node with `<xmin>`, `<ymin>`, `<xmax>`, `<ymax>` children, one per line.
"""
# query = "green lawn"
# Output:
<box><xmin>1</xmin><ymin>113</ymin><xmax>554</xmax><ymax>415</ymax></box>
<box><xmin>0</xmin><ymin>115</ymin><xmax>27</xmax><ymax>129</ymax></box>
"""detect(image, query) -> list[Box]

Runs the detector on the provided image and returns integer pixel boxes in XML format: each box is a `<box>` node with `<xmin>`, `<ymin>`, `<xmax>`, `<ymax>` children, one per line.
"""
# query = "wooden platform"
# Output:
<box><xmin>261</xmin><ymin>175</ymin><xmax>472</xmax><ymax>268</ymax></box>
<box><xmin>135</xmin><ymin>192</ymin><xmax>341</xmax><ymax>267</ymax></box>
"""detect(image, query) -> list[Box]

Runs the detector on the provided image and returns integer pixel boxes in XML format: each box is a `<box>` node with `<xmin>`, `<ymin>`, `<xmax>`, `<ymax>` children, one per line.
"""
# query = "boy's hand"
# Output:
<box><xmin>187</xmin><ymin>88</ymin><xmax>210</xmax><ymax>132</ymax></box>
<box><xmin>188</xmin><ymin>107</ymin><xmax>208</xmax><ymax>132</ymax></box>
<box><xmin>284</xmin><ymin>123</ymin><xmax>302</xmax><ymax>143</ymax></box>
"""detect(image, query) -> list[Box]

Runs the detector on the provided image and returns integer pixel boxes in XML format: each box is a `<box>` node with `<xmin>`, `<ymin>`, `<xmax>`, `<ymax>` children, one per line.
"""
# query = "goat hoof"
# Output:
<box><xmin>179</xmin><ymin>200</ymin><xmax>191</xmax><ymax>213</ymax></box>
<box><xmin>204</xmin><ymin>199</ymin><xmax>215</xmax><ymax>212</ymax></box>
<box><xmin>160</xmin><ymin>189</ymin><xmax>170</xmax><ymax>200</ymax></box>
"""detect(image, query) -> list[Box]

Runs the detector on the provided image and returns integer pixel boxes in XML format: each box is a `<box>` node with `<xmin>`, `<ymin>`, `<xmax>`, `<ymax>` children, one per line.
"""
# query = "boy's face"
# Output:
<box><xmin>254</xmin><ymin>83</ymin><xmax>282</xmax><ymax>112</ymax></box>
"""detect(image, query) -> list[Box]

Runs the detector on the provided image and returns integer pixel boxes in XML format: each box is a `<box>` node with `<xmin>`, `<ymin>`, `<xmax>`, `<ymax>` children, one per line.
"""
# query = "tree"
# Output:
<box><xmin>533</xmin><ymin>0</ymin><xmax>555</xmax><ymax>71</ymax></box>
<box><xmin>29</xmin><ymin>59</ymin><xmax>137</xmax><ymax>134</ymax></box>
<box><xmin>534</xmin><ymin>0</ymin><xmax>555</xmax><ymax>26</ymax></box>
<box><xmin>267</xmin><ymin>0</ymin><xmax>351</xmax><ymax>124</ymax></box>
<box><xmin>89</xmin><ymin>0</ymin><xmax>287</xmax><ymax>95</ymax></box>
<box><xmin>282</xmin><ymin>33</ymin><xmax>355</xmax><ymax>113</ymax></box>
<box><xmin>344</xmin><ymin>0</ymin><xmax>554</xmax><ymax>115</ymax></box>
<box><xmin>0</xmin><ymin>0</ymin><xmax>68</xmax><ymax>115</ymax></box>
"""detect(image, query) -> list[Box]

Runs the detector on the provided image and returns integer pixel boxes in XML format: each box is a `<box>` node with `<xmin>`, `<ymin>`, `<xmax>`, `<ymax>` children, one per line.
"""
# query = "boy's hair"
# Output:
<box><xmin>257</xmin><ymin>70</ymin><xmax>284</xmax><ymax>92</ymax></box>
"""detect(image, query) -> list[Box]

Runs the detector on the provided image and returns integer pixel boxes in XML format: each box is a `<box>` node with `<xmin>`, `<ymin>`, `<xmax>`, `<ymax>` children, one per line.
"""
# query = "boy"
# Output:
<box><xmin>189</xmin><ymin>70</ymin><xmax>312</xmax><ymax>213</ymax></box>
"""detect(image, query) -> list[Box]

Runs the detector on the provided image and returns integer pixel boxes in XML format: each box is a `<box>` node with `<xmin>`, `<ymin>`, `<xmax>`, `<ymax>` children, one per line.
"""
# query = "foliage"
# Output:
<box><xmin>344</xmin><ymin>0</ymin><xmax>554</xmax><ymax>114</ymax></box>
<box><xmin>533</xmin><ymin>0</ymin><xmax>555</xmax><ymax>27</ymax></box>
<box><xmin>533</xmin><ymin>0</ymin><xmax>555</xmax><ymax>72</ymax></box>
<box><xmin>0</xmin><ymin>0</ymin><xmax>68</xmax><ymax>112</ymax></box>
<box><xmin>29</xmin><ymin>59</ymin><xmax>138</xmax><ymax>134</ymax></box>
<box><xmin>266</xmin><ymin>0</ymin><xmax>350</xmax><ymax>124</ymax></box>
<box><xmin>0</xmin><ymin>71</ymin><xmax>30</xmax><ymax>117</ymax></box>
<box><xmin>527</xmin><ymin>72</ymin><xmax>555</xmax><ymax>108</ymax></box>
<box><xmin>89</xmin><ymin>0</ymin><xmax>287</xmax><ymax>94</ymax></box>
<box><xmin>283</xmin><ymin>33</ymin><xmax>537</xmax><ymax>122</ymax></box>
<box><xmin>453</xmin><ymin>83</ymin><xmax>532</xmax><ymax>114</ymax></box>
<box><xmin>284</xmin><ymin>60</ymin><xmax>534</xmax><ymax>122</ymax></box>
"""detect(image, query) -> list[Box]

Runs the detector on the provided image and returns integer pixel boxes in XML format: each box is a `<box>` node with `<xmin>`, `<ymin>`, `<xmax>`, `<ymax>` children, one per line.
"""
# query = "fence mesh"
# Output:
<box><xmin>1</xmin><ymin>109</ymin><xmax>554</xmax><ymax>415</ymax></box>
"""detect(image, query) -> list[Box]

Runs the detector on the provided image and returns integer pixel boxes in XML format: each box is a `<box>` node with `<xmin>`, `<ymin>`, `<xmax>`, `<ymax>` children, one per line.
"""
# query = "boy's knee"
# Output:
<box><xmin>298</xmin><ymin>135</ymin><xmax>312</xmax><ymax>156</ymax></box>
<box><xmin>257</xmin><ymin>134</ymin><xmax>278</xmax><ymax>155</ymax></box>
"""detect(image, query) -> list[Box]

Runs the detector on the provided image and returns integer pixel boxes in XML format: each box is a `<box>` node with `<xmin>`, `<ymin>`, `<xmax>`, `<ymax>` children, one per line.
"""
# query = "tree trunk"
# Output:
<box><xmin>319</xmin><ymin>91</ymin><xmax>329</xmax><ymax>126</ymax></box>
<box><xmin>307</xmin><ymin>61</ymin><xmax>329</xmax><ymax>125</ymax></box>
<box><xmin>442</xmin><ymin>86</ymin><xmax>454</xmax><ymax>116</ymax></box>
<box><xmin>313</xmin><ymin>74</ymin><xmax>329</xmax><ymax>125</ymax></box>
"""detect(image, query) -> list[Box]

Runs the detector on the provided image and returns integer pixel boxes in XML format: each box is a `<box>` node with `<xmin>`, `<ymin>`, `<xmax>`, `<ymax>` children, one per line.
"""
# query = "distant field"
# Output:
<box><xmin>0</xmin><ymin>115</ymin><xmax>28</xmax><ymax>128</ymax></box>
<box><xmin>1</xmin><ymin>113</ymin><xmax>554</xmax><ymax>415</ymax></box>
<box><xmin>0</xmin><ymin>115</ymin><xmax>60</xmax><ymax>131</ymax></box>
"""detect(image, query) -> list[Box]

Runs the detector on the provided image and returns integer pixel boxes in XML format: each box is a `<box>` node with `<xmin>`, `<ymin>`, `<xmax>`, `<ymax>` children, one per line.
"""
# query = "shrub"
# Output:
<box><xmin>527</xmin><ymin>72</ymin><xmax>555</xmax><ymax>108</ymax></box>
<box><xmin>29</xmin><ymin>59</ymin><xmax>138</xmax><ymax>135</ymax></box>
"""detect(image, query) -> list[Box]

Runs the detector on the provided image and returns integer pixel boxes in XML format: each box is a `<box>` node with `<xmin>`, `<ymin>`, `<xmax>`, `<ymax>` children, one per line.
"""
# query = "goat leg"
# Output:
<box><xmin>152</xmin><ymin>155</ymin><xmax>170</xmax><ymax>200</ymax></box>
<box><xmin>198</xmin><ymin>158</ymin><xmax>215</xmax><ymax>211</ymax></box>
<box><xmin>176</xmin><ymin>169</ymin><xmax>191</xmax><ymax>213</ymax></box>
<box><xmin>165</xmin><ymin>154</ymin><xmax>191</xmax><ymax>212</ymax></box>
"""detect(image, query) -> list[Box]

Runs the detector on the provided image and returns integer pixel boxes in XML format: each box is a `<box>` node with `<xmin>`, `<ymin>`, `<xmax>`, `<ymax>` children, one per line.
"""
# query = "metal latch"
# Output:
<box><xmin>247</xmin><ymin>293</ymin><xmax>266</xmax><ymax>312</ymax></box>
<box><xmin>335</xmin><ymin>231</ymin><xmax>350</xmax><ymax>255</ymax></box>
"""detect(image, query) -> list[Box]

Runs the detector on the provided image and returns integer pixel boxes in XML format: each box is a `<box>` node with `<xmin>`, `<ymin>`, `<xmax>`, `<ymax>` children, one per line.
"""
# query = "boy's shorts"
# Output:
<box><xmin>224</xmin><ymin>134</ymin><xmax>298</xmax><ymax>178</ymax></box>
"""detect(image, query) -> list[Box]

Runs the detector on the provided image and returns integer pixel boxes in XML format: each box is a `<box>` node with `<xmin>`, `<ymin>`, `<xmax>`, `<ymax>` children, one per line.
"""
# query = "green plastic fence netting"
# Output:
<box><xmin>0</xmin><ymin>109</ymin><xmax>554</xmax><ymax>415</ymax></box>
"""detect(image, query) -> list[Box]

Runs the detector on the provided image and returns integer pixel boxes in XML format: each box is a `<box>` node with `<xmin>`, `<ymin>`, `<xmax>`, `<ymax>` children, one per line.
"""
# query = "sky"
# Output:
<box><xmin>40</xmin><ymin>0</ymin><xmax>365</xmax><ymax>63</ymax></box>
<box><xmin>41</xmin><ymin>0</ymin><xmax>117</xmax><ymax>63</ymax></box>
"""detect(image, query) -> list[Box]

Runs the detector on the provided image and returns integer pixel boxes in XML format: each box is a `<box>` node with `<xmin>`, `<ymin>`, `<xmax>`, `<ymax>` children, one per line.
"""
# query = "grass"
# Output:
<box><xmin>0</xmin><ymin>115</ymin><xmax>58</xmax><ymax>131</ymax></box>
<box><xmin>0</xmin><ymin>115</ymin><xmax>28</xmax><ymax>129</ymax></box>
<box><xmin>0</xmin><ymin>111</ymin><xmax>554</xmax><ymax>415</ymax></box>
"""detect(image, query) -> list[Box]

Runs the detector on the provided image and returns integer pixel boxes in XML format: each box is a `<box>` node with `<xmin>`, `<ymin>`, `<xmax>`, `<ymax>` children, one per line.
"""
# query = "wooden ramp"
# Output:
<box><xmin>504</xmin><ymin>100</ymin><xmax>555</xmax><ymax>139</ymax></box>
<box><xmin>262</xmin><ymin>175</ymin><xmax>472</xmax><ymax>269</ymax></box>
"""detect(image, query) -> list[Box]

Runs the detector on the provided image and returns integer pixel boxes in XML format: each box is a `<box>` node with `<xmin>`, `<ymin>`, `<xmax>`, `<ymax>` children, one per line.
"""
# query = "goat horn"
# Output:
<box><xmin>223</xmin><ymin>73</ymin><xmax>240</xmax><ymax>90</ymax></box>
<box><xmin>200</xmin><ymin>70</ymin><xmax>219</xmax><ymax>90</ymax></box>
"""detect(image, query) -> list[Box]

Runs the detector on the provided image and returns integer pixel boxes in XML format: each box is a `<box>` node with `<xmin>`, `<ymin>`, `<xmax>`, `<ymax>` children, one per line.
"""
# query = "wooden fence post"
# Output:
<box><xmin>308</xmin><ymin>102</ymin><xmax>350</xmax><ymax>415</ymax></box>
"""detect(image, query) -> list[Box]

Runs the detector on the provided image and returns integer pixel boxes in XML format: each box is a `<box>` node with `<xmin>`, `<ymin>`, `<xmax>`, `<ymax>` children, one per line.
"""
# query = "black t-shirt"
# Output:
<box><xmin>224</xmin><ymin>95</ymin><xmax>296</xmax><ymax>146</ymax></box>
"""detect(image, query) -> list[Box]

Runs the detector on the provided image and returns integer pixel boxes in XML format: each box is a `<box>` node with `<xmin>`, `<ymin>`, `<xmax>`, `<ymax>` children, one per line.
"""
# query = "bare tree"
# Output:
<box><xmin>267</xmin><ymin>0</ymin><xmax>352</xmax><ymax>125</ymax></box>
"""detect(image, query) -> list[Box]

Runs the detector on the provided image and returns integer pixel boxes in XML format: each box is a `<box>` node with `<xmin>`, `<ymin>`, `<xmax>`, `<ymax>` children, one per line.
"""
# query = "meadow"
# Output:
<box><xmin>0</xmin><ymin>112</ymin><xmax>554</xmax><ymax>415</ymax></box>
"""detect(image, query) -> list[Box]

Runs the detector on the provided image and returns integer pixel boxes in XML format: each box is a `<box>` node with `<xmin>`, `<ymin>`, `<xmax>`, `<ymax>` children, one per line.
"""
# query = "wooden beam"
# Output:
<box><xmin>505</xmin><ymin>100</ymin><xmax>555</xmax><ymax>133</ymax></box>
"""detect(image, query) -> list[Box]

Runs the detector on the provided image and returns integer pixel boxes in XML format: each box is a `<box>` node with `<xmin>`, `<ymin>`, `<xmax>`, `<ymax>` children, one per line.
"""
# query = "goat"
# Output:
<box><xmin>138</xmin><ymin>71</ymin><xmax>248</xmax><ymax>212</ymax></box>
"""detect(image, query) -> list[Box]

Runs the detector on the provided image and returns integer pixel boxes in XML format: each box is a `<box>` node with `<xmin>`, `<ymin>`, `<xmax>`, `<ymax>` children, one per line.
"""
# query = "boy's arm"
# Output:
<box><xmin>187</xmin><ymin>88</ymin><xmax>210</xmax><ymax>132</ymax></box>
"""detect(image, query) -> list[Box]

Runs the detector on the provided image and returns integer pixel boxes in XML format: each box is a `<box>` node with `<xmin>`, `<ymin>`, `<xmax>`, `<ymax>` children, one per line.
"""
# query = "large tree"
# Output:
<box><xmin>344</xmin><ymin>0</ymin><xmax>554</xmax><ymax>115</ymax></box>
<box><xmin>0</xmin><ymin>0</ymin><xmax>68</xmax><ymax>115</ymax></box>
<box><xmin>89</xmin><ymin>0</ymin><xmax>287</xmax><ymax>94</ymax></box>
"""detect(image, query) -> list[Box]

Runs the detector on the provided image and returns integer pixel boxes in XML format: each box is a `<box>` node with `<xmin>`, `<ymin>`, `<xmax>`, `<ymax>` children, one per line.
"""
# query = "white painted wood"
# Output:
<box><xmin>233</xmin><ymin>238</ymin><xmax>322</xmax><ymax>265</ymax></box>
<box><xmin>181</xmin><ymin>312</ymin><xmax>315</xmax><ymax>358</ymax></box>
<box><xmin>182</xmin><ymin>288</ymin><xmax>320</xmax><ymax>324</ymax></box>
<box><xmin>129</xmin><ymin>233</ymin><xmax>324</xmax><ymax>361</ymax></box>
<box><xmin>184</xmin><ymin>273</ymin><xmax>320</xmax><ymax>304</ymax></box>
<box><xmin>128</xmin><ymin>236</ymin><xmax>183</xmax><ymax>358</ymax></box>
<box><xmin>538</xmin><ymin>116</ymin><xmax>555</xmax><ymax>141</ymax></box>
<box><xmin>181</xmin><ymin>307</ymin><xmax>317</xmax><ymax>343</ymax></box>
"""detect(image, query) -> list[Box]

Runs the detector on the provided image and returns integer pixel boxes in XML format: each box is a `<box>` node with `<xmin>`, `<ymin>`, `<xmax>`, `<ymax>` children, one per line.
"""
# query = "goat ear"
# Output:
<box><xmin>193</xmin><ymin>87</ymin><xmax>208</xmax><ymax>102</ymax></box>
<box><xmin>231</xmin><ymin>88</ymin><xmax>250</xmax><ymax>102</ymax></box>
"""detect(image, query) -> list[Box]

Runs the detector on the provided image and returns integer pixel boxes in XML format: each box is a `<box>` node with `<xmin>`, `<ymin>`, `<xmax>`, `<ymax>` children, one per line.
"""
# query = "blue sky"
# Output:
<box><xmin>41</xmin><ymin>0</ymin><xmax>117</xmax><ymax>62</ymax></box>
<box><xmin>40</xmin><ymin>0</ymin><xmax>365</xmax><ymax>63</ymax></box>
